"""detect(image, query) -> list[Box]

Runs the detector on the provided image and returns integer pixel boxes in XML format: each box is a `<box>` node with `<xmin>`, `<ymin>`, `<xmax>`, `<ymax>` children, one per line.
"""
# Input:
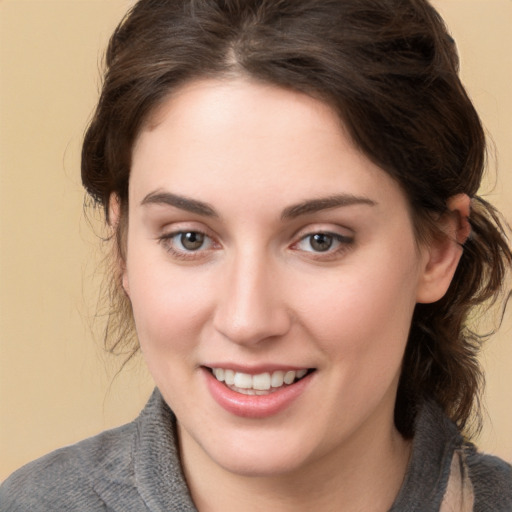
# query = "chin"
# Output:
<box><xmin>213</xmin><ymin>447</ymin><xmax>310</xmax><ymax>478</ymax></box>
<box><xmin>190</xmin><ymin>423</ymin><xmax>321</xmax><ymax>478</ymax></box>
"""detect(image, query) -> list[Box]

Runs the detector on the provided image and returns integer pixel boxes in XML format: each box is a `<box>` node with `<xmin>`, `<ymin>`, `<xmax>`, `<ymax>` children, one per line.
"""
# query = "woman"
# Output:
<box><xmin>2</xmin><ymin>0</ymin><xmax>511</xmax><ymax>510</ymax></box>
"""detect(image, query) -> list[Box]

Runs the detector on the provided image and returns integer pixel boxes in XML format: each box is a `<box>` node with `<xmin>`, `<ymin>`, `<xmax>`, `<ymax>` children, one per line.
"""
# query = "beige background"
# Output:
<box><xmin>1</xmin><ymin>0</ymin><xmax>511</xmax><ymax>481</ymax></box>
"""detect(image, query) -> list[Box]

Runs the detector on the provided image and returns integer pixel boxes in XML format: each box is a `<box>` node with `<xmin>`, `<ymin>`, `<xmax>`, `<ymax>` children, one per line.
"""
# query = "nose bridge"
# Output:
<box><xmin>213</xmin><ymin>244</ymin><xmax>290</xmax><ymax>345</ymax></box>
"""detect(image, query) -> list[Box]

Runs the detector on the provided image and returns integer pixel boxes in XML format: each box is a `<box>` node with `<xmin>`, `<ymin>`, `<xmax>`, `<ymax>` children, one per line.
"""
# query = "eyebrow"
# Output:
<box><xmin>140</xmin><ymin>191</ymin><xmax>376</xmax><ymax>220</ymax></box>
<box><xmin>141</xmin><ymin>191</ymin><xmax>218</xmax><ymax>217</ymax></box>
<box><xmin>281</xmin><ymin>194</ymin><xmax>376</xmax><ymax>219</ymax></box>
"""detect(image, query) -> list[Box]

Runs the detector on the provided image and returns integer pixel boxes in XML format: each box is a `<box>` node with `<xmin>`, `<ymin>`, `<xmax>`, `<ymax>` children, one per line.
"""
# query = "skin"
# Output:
<box><xmin>120</xmin><ymin>78</ymin><xmax>468</xmax><ymax>511</ymax></box>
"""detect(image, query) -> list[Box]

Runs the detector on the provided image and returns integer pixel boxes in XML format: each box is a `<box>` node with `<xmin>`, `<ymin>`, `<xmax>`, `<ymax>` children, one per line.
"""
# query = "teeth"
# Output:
<box><xmin>211</xmin><ymin>368</ymin><xmax>310</xmax><ymax>392</ymax></box>
<box><xmin>284</xmin><ymin>371</ymin><xmax>295</xmax><ymax>385</ymax></box>
<box><xmin>271</xmin><ymin>370</ymin><xmax>285</xmax><ymax>388</ymax></box>
<box><xmin>233</xmin><ymin>372</ymin><xmax>252</xmax><ymax>389</ymax></box>
<box><xmin>253</xmin><ymin>373</ymin><xmax>271</xmax><ymax>391</ymax></box>
<box><xmin>224</xmin><ymin>369</ymin><xmax>235</xmax><ymax>386</ymax></box>
<box><xmin>235</xmin><ymin>388</ymin><xmax>271</xmax><ymax>396</ymax></box>
<box><xmin>213</xmin><ymin>368</ymin><xmax>225</xmax><ymax>382</ymax></box>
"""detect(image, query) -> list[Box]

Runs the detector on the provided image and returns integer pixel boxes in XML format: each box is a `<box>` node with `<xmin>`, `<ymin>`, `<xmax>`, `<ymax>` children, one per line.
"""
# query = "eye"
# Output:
<box><xmin>294</xmin><ymin>232</ymin><xmax>353</xmax><ymax>254</ymax></box>
<box><xmin>159</xmin><ymin>230</ymin><xmax>218</xmax><ymax>259</ymax></box>
<box><xmin>175</xmin><ymin>231</ymin><xmax>207</xmax><ymax>251</ymax></box>
<box><xmin>306</xmin><ymin>233</ymin><xmax>335</xmax><ymax>252</ymax></box>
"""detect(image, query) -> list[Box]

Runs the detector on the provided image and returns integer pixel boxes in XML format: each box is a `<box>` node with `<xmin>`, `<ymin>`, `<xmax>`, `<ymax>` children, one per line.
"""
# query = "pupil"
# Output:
<box><xmin>311</xmin><ymin>233</ymin><xmax>332</xmax><ymax>252</ymax></box>
<box><xmin>181</xmin><ymin>232</ymin><xmax>204</xmax><ymax>250</ymax></box>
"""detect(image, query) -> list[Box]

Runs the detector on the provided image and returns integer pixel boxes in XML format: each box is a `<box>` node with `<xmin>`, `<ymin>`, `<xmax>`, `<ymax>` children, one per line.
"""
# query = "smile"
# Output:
<box><xmin>203</xmin><ymin>366</ymin><xmax>316</xmax><ymax>418</ymax></box>
<box><xmin>209</xmin><ymin>367</ymin><xmax>312</xmax><ymax>395</ymax></box>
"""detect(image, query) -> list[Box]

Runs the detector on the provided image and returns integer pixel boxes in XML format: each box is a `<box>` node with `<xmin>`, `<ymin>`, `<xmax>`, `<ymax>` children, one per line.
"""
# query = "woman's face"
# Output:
<box><xmin>124</xmin><ymin>78</ymin><xmax>433</xmax><ymax>477</ymax></box>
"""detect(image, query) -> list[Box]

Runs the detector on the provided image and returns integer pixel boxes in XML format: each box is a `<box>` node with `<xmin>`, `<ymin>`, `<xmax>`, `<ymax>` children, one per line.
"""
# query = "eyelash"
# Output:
<box><xmin>158</xmin><ymin>230</ymin><xmax>218</xmax><ymax>261</ymax></box>
<box><xmin>292</xmin><ymin>232</ymin><xmax>354</xmax><ymax>260</ymax></box>
<box><xmin>157</xmin><ymin>229</ymin><xmax>354</xmax><ymax>261</ymax></box>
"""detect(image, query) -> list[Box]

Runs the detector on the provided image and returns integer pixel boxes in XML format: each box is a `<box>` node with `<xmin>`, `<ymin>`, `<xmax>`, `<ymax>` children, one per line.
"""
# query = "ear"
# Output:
<box><xmin>108</xmin><ymin>193</ymin><xmax>130</xmax><ymax>297</ymax></box>
<box><xmin>416</xmin><ymin>194</ymin><xmax>471</xmax><ymax>304</ymax></box>
<box><xmin>108</xmin><ymin>193</ymin><xmax>121</xmax><ymax>228</ymax></box>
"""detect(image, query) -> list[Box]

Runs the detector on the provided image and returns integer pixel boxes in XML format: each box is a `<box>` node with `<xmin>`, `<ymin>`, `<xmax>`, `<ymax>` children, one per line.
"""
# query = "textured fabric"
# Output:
<box><xmin>1</xmin><ymin>389</ymin><xmax>511</xmax><ymax>511</ymax></box>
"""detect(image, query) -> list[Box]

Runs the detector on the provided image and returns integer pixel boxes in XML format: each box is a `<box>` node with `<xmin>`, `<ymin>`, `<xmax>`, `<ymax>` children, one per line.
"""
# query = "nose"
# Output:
<box><xmin>213</xmin><ymin>250</ymin><xmax>292</xmax><ymax>346</ymax></box>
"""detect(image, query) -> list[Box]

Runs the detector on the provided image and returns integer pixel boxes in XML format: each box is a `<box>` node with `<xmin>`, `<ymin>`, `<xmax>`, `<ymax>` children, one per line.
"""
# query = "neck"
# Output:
<box><xmin>178</xmin><ymin>411</ymin><xmax>411</xmax><ymax>512</ymax></box>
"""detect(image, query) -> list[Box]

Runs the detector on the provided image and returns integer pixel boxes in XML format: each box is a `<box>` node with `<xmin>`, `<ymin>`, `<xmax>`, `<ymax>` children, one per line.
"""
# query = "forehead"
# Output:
<box><xmin>137</xmin><ymin>77</ymin><xmax>347</xmax><ymax>159</ymax></box>
<box><xmin>130</xmin><ymin>78</ymin><xmax>408</xmax><ymax>219</ymax></box>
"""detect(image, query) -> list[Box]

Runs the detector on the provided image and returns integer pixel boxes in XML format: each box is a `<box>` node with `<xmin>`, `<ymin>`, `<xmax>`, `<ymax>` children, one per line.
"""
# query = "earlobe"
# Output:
<box><xmin>122</xmin><ymin>272</ymin><xmax>130</xmax><ymax>296</ymax></box>
<box><xmin>416</xmin><ymin>194</ymin><xmax>471</xmax><ymax>304</ymax></box>
<box><xmin>108</xmin><ymin>193</ymin><xmax>122</xmax><ymax>227</ymax></box>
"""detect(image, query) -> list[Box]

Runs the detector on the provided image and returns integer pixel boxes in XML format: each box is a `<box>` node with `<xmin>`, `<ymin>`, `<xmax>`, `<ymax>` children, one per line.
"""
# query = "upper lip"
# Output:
<box><xmin>202</xmin><ymin>363</ymin><xmax>313</xmax><ymax>375</ymax></box>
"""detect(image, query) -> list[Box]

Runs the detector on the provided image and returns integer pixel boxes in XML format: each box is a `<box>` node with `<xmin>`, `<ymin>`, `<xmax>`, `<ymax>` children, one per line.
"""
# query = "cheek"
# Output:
<box><xmin>125</xmin><ymin>257</ymin><xmax>214</xmax><ymax>355</ymax></box>
<box><xmin>295</xmin><ymin>249</ymin><xmax>420</xmax><ymax>363</ymax></box>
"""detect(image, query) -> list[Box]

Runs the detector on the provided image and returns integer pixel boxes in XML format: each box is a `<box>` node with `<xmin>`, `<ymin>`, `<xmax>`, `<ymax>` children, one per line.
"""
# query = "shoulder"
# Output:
<box><xmin>392</xmin><ymin>400</ymin><xmax>512</xmax><ymax>511</ymax></box>
<box><xmin>0</xmin><ymin>389</ymin><xmax>189</xmax><ymax>512</ymax></box>
<box><xmin>0</xmin><ymin>421</ymin><xmax>138</xmax><ymax>511</ymax></box>
<box><xmin>464</xmin><ymin>444</ymin><xmax>512</xmax><ymax>511</ymax></box>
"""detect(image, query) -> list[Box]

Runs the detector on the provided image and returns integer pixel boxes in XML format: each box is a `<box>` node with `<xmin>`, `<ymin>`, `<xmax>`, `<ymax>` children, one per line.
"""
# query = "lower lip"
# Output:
<box><xmin>203</xmin><ymin>368</ymin><xmax>313</xmax><ymax>419</ymax></box>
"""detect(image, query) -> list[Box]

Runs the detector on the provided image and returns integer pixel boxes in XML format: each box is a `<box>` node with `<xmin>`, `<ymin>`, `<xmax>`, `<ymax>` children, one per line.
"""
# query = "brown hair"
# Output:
<box><xmin>82</xmin><ymin>0</ymin><xmax>511</xmax><ymax>437</ymax></box>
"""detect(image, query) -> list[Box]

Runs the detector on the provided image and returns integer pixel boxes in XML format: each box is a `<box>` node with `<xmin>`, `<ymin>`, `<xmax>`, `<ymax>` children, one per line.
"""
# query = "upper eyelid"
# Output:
<box><xmin>156</xmin><ymin>222</ymin><xmax>354</xmax><ymax>245</ymax></box>
<box><xmin>293</xmin><ymin>231</ymin><xmax>354</xmax><ymax>249</ymax></box>
<box><xmin>158</xmin><ymin>222</ymin><xmax>216</xmax><ymax>238</ymax></box>
<box><xmin>292</xmin><ymin>223</ymin><xmax>355</xmax><ymax>240</ymax></box>
<box><xmin>159</xmin><ymin>229</ymin><xmax>215</xmax><ymax>243</ymax></box>
<box><xmin>160</xmin><ymin>227</ymin><xmax>209</xmax><ymax>237</ymax></box>
<box><xmin>158</xmin><ymin>228</ymin><xmax>222</xmax><ymax>252</ymax></box>
<box><xmin>298</xmin><ymin>229</ymin><xmax>354</xmax><ymax>239</ymax></box>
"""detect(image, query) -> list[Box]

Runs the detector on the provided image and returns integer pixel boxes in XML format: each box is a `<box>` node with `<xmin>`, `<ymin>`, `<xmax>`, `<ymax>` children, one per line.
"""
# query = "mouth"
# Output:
<box><xmin>205</xmin><ymin>367</ymin><xmax>315</xmax><ymax>396</ymax></box>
